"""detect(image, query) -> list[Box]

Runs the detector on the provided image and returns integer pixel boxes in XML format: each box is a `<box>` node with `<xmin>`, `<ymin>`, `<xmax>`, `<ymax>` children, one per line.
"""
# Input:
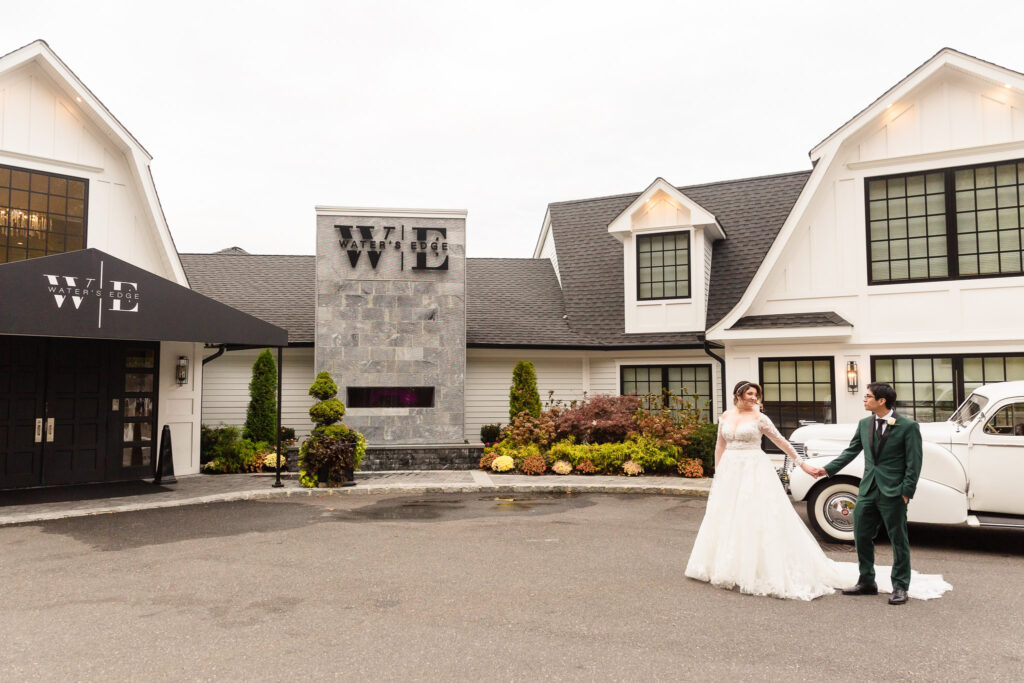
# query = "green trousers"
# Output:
<box><xmin>853</xmin><ymin>485</ymin><xmax>911</xmax><ymax>591</ymax></box>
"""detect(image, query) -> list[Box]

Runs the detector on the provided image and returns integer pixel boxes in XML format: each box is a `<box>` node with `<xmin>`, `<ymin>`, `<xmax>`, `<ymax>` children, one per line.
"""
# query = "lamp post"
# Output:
<box><xmin>273</xmin><ymin>346</ymin><xmax>284</xmax><ymax>488</ymax></box>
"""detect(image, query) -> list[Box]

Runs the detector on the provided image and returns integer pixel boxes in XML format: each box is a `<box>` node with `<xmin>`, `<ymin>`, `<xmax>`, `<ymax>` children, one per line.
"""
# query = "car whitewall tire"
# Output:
<box><xmin>806</xmin><ymin>478</ymin><xmax>859</xmax><ymax>543</ymax></box>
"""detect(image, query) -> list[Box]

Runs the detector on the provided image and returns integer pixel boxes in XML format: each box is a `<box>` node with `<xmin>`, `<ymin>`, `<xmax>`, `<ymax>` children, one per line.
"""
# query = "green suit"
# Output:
<box><xmin>823</xmin><ymin>413</ymin><xmax>923</xmax><ymax>591</ymax></box>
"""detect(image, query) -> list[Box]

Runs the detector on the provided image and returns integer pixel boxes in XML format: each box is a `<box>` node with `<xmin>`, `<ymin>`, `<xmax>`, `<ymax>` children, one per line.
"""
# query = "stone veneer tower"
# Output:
<box><xmin>314</xmin><ymin>207</ymin><xmax>466</xmax><ymax>444</ymax></box>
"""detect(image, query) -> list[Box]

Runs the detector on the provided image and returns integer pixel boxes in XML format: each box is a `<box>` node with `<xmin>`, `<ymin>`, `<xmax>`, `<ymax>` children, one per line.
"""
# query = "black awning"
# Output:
<box><xmin>0</xmin><ymin>249</ymin><xmax>288</xmax><ymax>346</ymax></box>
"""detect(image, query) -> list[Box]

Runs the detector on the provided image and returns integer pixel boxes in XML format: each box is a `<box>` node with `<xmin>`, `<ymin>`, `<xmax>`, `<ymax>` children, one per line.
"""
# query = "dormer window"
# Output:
<box><xmin>637</xmin><ymin>231</ymin><xmax>690</xmax><ymax>300</ymax></box>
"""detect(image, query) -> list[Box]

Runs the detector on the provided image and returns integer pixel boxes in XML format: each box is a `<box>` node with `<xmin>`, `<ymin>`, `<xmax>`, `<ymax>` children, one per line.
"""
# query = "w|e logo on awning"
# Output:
<box><xmin>43</xmin><ymin>261</ymin><xmax>140</xmax><ymax>328</ymax></box>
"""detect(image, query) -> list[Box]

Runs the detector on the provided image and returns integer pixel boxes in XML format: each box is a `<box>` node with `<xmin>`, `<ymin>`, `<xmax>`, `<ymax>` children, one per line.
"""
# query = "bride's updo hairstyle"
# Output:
<box><xmin>732</xmin><ymin>380</ymin><xmax>763</xmax><ymax>407</ymax></box>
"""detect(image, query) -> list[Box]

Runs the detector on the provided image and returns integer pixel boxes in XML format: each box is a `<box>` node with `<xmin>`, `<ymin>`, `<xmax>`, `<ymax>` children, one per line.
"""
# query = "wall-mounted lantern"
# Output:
<box><xmin>176</xmin><ymin>355</ymin><xmax>189</xmax><ymax>385</ymax></box>
<box><xmin>846</xmin><ymin>361</ymin><xmax>858</xmax><ymax>393</ymax></box>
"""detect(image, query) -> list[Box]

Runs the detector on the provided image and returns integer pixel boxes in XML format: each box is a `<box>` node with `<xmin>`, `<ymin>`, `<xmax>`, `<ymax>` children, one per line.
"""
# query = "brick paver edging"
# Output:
<box><xmin>0</xmin><ymin>478</ymin><xmax>711</xmax><ymax>527</ymax></box>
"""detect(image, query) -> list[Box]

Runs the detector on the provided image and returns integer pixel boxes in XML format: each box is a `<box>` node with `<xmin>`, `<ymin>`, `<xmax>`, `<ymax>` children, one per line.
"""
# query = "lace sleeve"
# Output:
<box><xmin>758</xmin><ymin>413</ymin><xmax>800</xmax><ymax>461</ymax></box>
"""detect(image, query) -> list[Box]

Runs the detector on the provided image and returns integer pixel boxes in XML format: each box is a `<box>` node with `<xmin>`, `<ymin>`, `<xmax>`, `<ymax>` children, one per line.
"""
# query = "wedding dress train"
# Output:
<box><xmin>684</xmin><ymin>412</ymin><xmax>952</xmax><ymax>601</ymax></box>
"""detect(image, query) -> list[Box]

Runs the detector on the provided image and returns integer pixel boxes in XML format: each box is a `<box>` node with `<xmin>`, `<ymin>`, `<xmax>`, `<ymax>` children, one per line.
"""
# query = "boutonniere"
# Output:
<box><xmin>885</xmin><ymin>417</ymin><xmax>897</xmax><ymax>426</ymax></box>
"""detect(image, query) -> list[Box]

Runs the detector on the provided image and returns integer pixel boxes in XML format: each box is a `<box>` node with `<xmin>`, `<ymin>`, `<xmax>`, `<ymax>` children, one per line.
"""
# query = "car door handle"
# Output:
<box><xmin>45</xmin><ymin>418</ymin><xmax>55</xmax><ymax>443</ymax></box>
<box><xmin>35</xmin><ymin>418</ymin><xmax>43</xmax><ymax>443</ymax></box>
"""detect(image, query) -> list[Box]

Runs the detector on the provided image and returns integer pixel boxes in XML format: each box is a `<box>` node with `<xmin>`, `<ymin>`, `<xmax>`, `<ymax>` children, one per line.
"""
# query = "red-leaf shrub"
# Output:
<box><xmin>479</xmin><ymin>451</ymin><xmax>498</xmax><ymax>470</ymax></box>
<box><xmin>519</xmin><ymin>453</ymin><xmax>547</xmax><ymax>475</ymax></box>
<box><xmin>575</xmin><ymin>459</ymin><xmax>596</xmax><ymax>474</ymax></box>
<box><xmin>552</xmin><ymin>394</ymin><xmax>641</xmax><ymax>444</ymax></box>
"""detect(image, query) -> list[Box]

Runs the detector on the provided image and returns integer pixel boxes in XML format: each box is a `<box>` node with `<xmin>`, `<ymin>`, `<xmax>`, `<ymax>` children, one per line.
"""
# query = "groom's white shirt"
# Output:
<box><xmin>876</xmin><ymin>409</ymin><xmax>894</xmax><ymax>435</ymax></box>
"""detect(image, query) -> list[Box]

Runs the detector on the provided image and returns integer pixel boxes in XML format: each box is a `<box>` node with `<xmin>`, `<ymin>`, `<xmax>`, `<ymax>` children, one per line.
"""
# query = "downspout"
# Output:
<box><xmin>701</xmin><ymin>335</ymin><xmax>726</xmax><ymax>422</ymax></box>
<box><xmin>202</xmin><ymin>344</ymin><xmax>227</xmax><ymax>365</ymax></box>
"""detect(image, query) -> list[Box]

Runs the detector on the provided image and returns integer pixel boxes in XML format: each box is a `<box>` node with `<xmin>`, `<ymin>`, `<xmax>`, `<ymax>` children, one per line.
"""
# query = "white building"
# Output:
<box><xmin>0</xmin><ymin>41</ymin><xmax>285</xmax><ymax>489</ymax></box>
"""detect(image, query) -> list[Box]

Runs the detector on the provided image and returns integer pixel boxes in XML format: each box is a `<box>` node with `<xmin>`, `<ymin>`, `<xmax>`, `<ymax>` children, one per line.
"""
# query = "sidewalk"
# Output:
<box><xmin>0</xmin><ymin>471</ymin><xmax>712</xmax><ymax>526</ymax></box>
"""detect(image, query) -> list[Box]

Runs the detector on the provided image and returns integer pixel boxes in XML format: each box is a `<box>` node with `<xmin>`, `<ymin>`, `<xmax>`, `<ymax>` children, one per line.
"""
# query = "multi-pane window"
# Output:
<box><xmin>867</xmin><ymin>172</ymin><xmax>948</xmax><ymax>282</ymax></box>
<box><xmin>759</xmin><ymin>358</ymin><xmax>835</xmax><ymax>448</ymax></box>
<box><xmin>953</xmin><ymin>162</ymin><xmax>1024</xmax><ymax>276</ymax></box>
<box><xmin>866</xmin><ymin>158</ymin><xmax>1024</xmax><ymax>284</ymax></box>
<box><xmin>872</xmin><ymin>357</ymin><xmax>956</xmax><ymax>423</ymax></box>
<box><xmin>872</xmin><ymin>354</ymin><xmax>1024</xmax><ymax>422</ymax></box>
<box><xmin>637</xmin><ymin>231</ymin><xmax>690</xmax><ymax>300</ymax></box>
<box><xmin>621</xmin><ymin>364</ymin><xmax>711</xmax><ymax>420</ymax></box>
<box><xmin>0</xmin><ymin>165</ymin><xmax>88</xmax><ymax>264</ymax></box>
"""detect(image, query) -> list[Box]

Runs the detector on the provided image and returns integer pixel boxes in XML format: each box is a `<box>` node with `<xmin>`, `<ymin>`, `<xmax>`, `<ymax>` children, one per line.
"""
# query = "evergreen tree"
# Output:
<box><xmin>509</xmin><ymin>360</ymin><xmax>541</xmax><ymax>422</ymax></box>
<box><xmin>243</xmin><ymin>349</ymin><xmax>277</xmax><ymax>442</ymax></box>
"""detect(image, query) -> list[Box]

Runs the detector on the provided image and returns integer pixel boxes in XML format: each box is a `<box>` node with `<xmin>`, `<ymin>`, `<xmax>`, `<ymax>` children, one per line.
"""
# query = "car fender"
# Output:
<box><xmin>789</xmin><ymin>454</ymin><xmax>863</xmax><ymax>502</ymax></box>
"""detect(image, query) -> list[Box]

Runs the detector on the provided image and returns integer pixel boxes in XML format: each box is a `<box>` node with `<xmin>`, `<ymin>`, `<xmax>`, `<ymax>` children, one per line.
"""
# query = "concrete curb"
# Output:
<box><xmin>0</xmin><ymin>479</ymin><xmax>710</xmax><ymax>526</ymax></box>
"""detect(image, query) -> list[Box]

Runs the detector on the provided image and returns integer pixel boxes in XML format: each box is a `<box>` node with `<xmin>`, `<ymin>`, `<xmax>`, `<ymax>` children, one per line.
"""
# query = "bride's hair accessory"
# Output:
<box><xmin>732</xmin><ymin>380</ymin><xmax>762</xmax><ymax>406</ymax></box>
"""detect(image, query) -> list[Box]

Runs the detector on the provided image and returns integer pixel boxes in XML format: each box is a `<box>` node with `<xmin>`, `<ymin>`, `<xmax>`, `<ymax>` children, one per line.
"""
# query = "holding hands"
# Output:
<box><xmin>799</xmin><ymin>461</ymin><xmax>827</xmax><ymax>479</ymax></box>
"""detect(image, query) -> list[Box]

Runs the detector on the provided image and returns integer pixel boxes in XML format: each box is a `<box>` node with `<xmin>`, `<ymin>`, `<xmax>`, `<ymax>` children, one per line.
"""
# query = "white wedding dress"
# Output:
<box><xmin>684</xmin><ymin>411</ymin><xmax>952</xmax><ymax>601</ymax></box>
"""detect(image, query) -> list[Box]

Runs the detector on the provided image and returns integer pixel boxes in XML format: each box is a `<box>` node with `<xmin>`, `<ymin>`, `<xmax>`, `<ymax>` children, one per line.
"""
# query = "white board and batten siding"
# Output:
<box><xmin>201</xmin><ymin>347</ymin><xmax>317</xmax><ymax>439</ymax></box>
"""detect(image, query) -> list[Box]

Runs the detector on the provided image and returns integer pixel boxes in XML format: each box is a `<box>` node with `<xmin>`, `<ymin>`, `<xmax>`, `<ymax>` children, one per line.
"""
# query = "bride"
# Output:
<box><xmin>684</xmin><ymin>380</ymin><xmax>951</xmax><ymax>601</ymax></box>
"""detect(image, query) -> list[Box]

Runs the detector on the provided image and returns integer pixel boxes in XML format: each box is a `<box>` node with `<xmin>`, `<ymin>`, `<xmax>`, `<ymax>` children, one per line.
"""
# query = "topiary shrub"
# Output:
<box><xmin>479</xmin><ymin>423</ymin><xmax>502</xmax><ymax>444</ymax></box>
<box><xmin>509</xmin><ymin>361</ymin><xmax>541</xmax><ymax>422</ymax></box>
<box><xmin>243</xmin><ymin>350</ymin><xmax>278</xmax><ymax>443</ymax></box>
<box><xmin>299</xmin><ymin>371</ymin><xmax>364</xmax><ymax>487</ymax></box>
<box><xmin>520</xmin><ymin>453</ymin><xmax>547</xmax><ymax>475</ymax></box>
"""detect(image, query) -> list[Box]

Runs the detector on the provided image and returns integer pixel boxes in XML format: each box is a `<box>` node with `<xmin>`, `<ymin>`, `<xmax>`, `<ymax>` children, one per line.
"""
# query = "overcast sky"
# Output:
<box><xmin>4</xmin><ymin>1</ymin><xmax>1024</xmax><ymax>258</ymax></box>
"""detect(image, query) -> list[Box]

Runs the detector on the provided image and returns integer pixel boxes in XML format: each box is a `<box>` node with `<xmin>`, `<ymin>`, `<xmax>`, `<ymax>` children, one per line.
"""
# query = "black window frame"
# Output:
<box><xmin>0</xmin><ymin>163</ymin><xmax>89</xmax><ymax>264</ymax></box>
<box><xmin>619</xmin><ymin>363</ymin><xmax>713</xmax><ymax>421</ymax></box>
<box><xmin>870</xmin><ymin>353</ymin><xmax>1024</xmax><ymax>422</ymax></box>
<box><xmin>758</xmin><ymin>356</ymin><xmax>837</xmax><ymax>451</ymax></box>
<box><xmin>865</xmin><ymin>156</ymin><xmax>1024</xmax><ymax>286</ymax></box>
<box><xmin>635</xmin><ymin>230</ymin><xmax>691</xmax><ymax>301</ymax></box>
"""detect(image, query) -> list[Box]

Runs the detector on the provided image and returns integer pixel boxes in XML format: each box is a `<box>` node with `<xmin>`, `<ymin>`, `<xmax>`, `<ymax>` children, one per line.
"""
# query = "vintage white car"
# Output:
<box><xmin>788</xmin><ymin>381</ymin><xmax>1024</xmax><ymax>542</ymax></box>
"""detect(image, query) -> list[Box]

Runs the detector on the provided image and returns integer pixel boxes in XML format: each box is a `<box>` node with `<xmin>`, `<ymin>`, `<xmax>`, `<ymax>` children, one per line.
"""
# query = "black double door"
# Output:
<box><xmin>0</xmin><ymin>336</ymin><xmax>158</xmax><ymax>490</ymax></box>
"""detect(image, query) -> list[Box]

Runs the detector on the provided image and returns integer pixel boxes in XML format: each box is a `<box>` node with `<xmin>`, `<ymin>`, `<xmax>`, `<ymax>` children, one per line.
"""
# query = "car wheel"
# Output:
<box><xmin>806</xmin><ymin>478</ymin><xmax>859</xmax><ymax>543</ymax></box>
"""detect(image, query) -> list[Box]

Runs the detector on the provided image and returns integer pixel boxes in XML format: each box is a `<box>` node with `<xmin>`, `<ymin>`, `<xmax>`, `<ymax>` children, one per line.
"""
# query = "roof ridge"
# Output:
<box><xmin>548</xmin><ymin>169</ymin><xmax>811</xmax><ymax>208</ymax></box>
<box><xmin>179</xmin><ymin>252</ymin><xmax>314</xmax><ymax>258</ymax></box>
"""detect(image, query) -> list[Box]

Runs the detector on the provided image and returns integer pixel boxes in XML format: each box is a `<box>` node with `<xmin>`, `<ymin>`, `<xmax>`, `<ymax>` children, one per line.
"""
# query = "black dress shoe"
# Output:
<box><xmin>888</xmin><ymin>588</ymin><xmax>908</xmax><ymax>605</ymax></box>
<box><xmin>841</xmin><ymin>583</ymin><xmax>879</xmax><ymax>595</ymax></box>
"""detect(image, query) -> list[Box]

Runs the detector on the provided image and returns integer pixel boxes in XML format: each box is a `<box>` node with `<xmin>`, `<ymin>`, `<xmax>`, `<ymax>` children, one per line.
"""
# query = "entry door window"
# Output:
<box><xmin>122</xmin><ymin>348</ymin><xmax>156</xmax><ymax>469</ymax></box>
<box><xmin>759</xmin><ymin>358</ymin><xmax>835</xmax><ymax>449</ymax></box>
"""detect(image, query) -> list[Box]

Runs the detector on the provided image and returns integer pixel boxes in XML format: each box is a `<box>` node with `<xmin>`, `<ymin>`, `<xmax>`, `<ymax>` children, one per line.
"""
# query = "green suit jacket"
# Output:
<box><xmin>823</xmin><ymin>413</ymin><xmax>923</xmax><ymax>499</ymax></box>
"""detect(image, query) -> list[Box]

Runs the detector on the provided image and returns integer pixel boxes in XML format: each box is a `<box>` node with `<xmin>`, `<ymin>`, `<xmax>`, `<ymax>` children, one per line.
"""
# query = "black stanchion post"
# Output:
<box><xmin>153</xmin><ymin>424</ymin><xmax>177</xmax><ymax>485</ymax></box>
<box><xmin>273</xmin><ymin>346</ymin><xmax>284</xmax><ymax>488</ymax></box>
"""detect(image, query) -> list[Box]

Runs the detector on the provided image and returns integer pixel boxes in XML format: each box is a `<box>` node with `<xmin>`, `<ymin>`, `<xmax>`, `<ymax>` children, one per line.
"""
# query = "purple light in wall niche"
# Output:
<box><xmin>347</xmin><ymin>387</ymin><xmax>435</xmax><ymax>408</ymax></box>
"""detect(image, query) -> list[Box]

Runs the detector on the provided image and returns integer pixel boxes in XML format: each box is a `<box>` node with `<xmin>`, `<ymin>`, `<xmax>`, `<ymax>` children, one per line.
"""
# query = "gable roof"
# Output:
<box><xmin>730</xmin><ymin>312</ymin><xmax>851</xmax><ymax>330</ymax></box>
<box><xmin>811</xmin><ymin>47</ymin><xmax>1024</xmax><ymax>161</ymax></box>
<box><xmin>179</xmin><ymin>253</ymin><xmax>315</xmax><ymax>344</ymax></box>
<box><xmin>0</xmin><ymin>39</ymin><xmax>187</xmax><ymax>285</ymax></box>
<box><xmin>547</xmin><ymin>170</ymin><xmax>812</xmax><ymax>338</ymax></box>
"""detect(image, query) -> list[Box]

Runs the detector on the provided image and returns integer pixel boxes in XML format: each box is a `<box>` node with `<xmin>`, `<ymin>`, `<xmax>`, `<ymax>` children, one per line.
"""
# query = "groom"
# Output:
<box><xmin>810</xmin><ymin>382</ymin><xmax>923</xmax><ymax>605</ymax></box>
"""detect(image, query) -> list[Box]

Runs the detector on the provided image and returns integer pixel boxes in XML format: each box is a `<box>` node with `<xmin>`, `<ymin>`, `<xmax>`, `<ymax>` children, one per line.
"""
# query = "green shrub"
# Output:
<box><xmin>309</xmin><ymin>372</ymin><xmax>340</xmax><ymax>403</ymax></box>
<box><xmin>684</xmin><ymin>422</ymin><xmax>718</xmax><ymax>476</ymax></box>
<box><xmin>309</xmin><ymin>398</ymin><xmax>346</xmax><ymax>426</ymax></box>
<box><xmin>279</xmin><ymin>426</ymin><xmax>296</xmax><ymax>443</ymax></box>
<box><xmin>243</xmin><ymin>350</ymin><xmax>277</xmax><ymax>443</ymax></box>
<box><xmin>200</xmin><ymin>424</ymin><xmax>241</xmax><ymax>464</ymax></box>
<box><xmin>509</xmin><ymin>361</ymin><xmax>541</xmax><ymax>422</ymax></box>
<box><xmin>202</xmin><ymin>438</ymin><xmax>267</xmax><ymax>473</ymax></box>
<box><xmin>479</xmin><ymin>423</ymin><xmax>502</xmax><ymax>444</ymax></box>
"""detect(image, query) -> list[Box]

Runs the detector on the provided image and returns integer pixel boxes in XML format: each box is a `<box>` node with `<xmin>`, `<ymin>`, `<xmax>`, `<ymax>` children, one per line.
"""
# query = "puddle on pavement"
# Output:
<box><xmin>330</xmin><ymin>492</ymin><xmax>594</xmax><ymax>523</ymax></box>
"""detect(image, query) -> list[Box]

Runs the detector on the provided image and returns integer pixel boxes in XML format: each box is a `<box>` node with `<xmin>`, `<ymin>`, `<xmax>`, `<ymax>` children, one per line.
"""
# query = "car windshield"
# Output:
<box><xmin>950</xmin><ymin>394</ymin><xmax>989</xmax><ymax>426</ymax></box>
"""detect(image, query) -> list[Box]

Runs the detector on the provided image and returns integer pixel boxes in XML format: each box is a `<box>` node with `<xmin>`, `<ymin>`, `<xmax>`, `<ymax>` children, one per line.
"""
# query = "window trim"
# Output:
<box><xmin>0</xmin><ymin>163</ymin><xmax>90</xmax><ymax>264</ymax></box>
<box><xmin>870</xmin><ymin>352</ymin><xmax>1024</xmax><ymax>412</ymax></box>
<box><xmin>619</xmin><ymin>363</ymin><xmax>713</xmax><ymax>418</ymax></box>
<box><xmin>635</xmin><ymin>229</ymin><xmax>692</xmax><ymax>302</ymax></box>
<box><xmin>864</xmin><ymin>156</ymin><xmax>1024</xmax><ymax>286</ymax></box>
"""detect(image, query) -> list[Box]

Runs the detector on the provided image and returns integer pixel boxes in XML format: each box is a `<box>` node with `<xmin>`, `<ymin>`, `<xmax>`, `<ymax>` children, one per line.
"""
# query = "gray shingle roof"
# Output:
<box><xmin>547</xmin><ymin>170</ymin><xmax>812</xmax><ymax>341</ymax></box>
<box><xmin>179</xmin><ymin>253</ymin><xmax>315</xmax><ymax>344</ymax></box>
<box><xmin>466</xmin><ymin>258</ymin><xmax>585</xmax><ymax>346</ymax></box>
<box><xmin>730</xmin><ymin>312</ymin><xmax>851</xmax><ymax>330</ymax></box>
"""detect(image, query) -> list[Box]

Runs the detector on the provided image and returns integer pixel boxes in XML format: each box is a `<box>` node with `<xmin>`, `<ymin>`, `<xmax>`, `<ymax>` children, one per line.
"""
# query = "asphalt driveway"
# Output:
<box><xmin>1</xmin><ymin>493</ymin><xmax>1021</xmax><ymax>681</ymax></box>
